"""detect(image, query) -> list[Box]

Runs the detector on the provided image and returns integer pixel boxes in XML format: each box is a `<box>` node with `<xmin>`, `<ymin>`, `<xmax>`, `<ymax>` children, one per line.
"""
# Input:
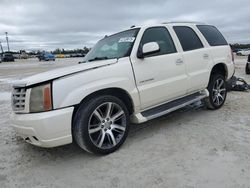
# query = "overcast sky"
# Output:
<box><xmin>0</xmin><ymin>0</ymin><xmax>249</xmax><ymax>51</ymax></box>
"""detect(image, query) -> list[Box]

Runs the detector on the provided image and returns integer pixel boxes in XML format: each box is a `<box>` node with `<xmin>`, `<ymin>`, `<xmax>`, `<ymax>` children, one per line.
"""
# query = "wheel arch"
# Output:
<box><xmin>71</xmin><ymin>87</ymin><xmax>135</xmax><ymax>128</ymax></box>
<box><xmin>209</xmin><ymin>63</ymin><xmax>228</xmax><ymax>81</ymax></box>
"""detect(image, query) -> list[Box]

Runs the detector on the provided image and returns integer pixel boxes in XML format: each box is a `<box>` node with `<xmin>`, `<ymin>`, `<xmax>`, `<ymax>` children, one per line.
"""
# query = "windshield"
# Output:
<box><xmin>83</xmin><ymin>29</ymin><xmax>139</xmax><ymax>62</ymax></box>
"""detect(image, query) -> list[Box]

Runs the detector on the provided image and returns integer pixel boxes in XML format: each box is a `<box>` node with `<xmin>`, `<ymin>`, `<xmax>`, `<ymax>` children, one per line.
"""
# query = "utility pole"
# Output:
<box><xmin>0</xmin><ymin>42</ymin><xmax>3</xmax><ymax>54</ymax></box>
<box><xmin>5</xmin><ymin>32</ymin><xmax>10</xmax><ymax>52</ymax></box>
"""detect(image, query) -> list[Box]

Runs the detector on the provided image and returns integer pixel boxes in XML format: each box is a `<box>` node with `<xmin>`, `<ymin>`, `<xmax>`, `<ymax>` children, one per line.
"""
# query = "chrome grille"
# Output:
<box><xmin>12</xmin><ymin>87</ymin><xmax>27</xmax><ymax>111</ymax></box>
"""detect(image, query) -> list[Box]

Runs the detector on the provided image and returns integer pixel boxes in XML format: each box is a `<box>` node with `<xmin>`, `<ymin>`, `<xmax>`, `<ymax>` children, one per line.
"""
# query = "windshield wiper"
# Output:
<box><xmin>88</xmin><ymin>56</ymin><xmax>109</xmax><ymax>62</ymax></box>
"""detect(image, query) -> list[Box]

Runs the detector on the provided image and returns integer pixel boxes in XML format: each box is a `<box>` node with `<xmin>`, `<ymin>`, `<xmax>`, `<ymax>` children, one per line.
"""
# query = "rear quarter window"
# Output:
<box><xmin>197</xmin><ymin>25</ymin><xmax>228</xmax><ymax>46</ymax></box>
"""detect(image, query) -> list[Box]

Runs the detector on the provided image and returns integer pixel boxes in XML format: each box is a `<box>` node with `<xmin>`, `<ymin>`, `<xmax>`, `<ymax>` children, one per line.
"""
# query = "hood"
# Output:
<box><xmin>13</xmin><ymin>59</ymin><xmax>117</xmax><ymax>87</ymax></box>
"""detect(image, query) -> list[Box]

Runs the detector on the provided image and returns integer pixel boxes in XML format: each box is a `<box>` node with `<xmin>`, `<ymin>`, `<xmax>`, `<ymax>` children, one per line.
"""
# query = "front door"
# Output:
<box><xmin>130</xmin><ymin>26</ymin><xmax>188</xmax><ymax>110</ymax></box>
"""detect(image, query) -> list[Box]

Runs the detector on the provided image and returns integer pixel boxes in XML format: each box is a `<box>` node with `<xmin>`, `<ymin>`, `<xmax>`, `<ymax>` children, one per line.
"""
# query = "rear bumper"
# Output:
<box><xmin>12</xmin><ymin>107</ymin><xmax>74</xmax><ymax>148</ymax></box>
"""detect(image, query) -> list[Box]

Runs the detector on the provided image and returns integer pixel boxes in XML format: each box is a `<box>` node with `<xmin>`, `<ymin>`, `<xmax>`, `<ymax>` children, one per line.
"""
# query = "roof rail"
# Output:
<box><xmin>162</xmin><ymin>21</ymin><xmax>206</xmax><ymax>25</ymax></box>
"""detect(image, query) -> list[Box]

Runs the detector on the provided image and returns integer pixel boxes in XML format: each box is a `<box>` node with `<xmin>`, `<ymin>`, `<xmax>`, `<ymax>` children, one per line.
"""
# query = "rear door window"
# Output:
<box><xmin>197</xmin><ymin>25</ymin><xmax>228</xmax><ymax>46</ymax></box>
<box><xmin>173</xmin><ymin>26</ymin><xmax>204</xmax><ymax>52</ymax></box>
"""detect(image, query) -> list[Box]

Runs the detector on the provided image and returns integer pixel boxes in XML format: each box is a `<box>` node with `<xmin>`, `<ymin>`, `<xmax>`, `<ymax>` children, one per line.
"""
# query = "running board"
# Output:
<box><xmin>131</xmin><ymin>90</ymin><xmax>209</xmax><ymax>123</ymax></box>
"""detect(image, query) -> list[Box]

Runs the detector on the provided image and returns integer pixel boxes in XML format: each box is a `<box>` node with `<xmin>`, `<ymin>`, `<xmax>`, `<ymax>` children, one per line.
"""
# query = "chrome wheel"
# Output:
<box><xmin>88</xmin><ymin>102</ymin><xmax>126</xmax><ymax>149</ymax></box>
<box><xmin>212</xmin><ymin>78</ymin><xmax>226</xmax><ymax>106</ymax></box>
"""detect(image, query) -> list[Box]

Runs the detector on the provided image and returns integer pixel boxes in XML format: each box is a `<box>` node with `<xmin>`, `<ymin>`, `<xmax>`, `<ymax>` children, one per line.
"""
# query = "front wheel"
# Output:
<box><xmin>205</xmin><ymin>74</ymin><xmax>227</xmax><ymax>110</ymax></box>
<box><xmin>73</xmin><ymin>95</ymin><xmax>130</xmax><ymax>154</ymax></box>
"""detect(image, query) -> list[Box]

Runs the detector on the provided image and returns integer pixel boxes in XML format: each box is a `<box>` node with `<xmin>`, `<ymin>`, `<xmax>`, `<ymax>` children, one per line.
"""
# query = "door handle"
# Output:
<box><xmin>176</xmin><ymin>59</ymin><xmax>184</xmax><ymax>65</ymax></box>
<box><xmin>203</xmin><ymin>54</ymin><xmax>209</xmax><ymax>59</ymax></box>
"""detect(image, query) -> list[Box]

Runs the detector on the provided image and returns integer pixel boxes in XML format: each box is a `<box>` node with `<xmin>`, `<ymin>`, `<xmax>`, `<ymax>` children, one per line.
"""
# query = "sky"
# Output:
<box><xmin>0</xmin><ymin>0</ymin><xmax>249</xmax><ymax>51</ymax></box>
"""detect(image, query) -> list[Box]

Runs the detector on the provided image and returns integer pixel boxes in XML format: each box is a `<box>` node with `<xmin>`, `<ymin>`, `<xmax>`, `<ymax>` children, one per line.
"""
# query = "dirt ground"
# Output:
<box><xmin>0</xmin><ymin>56</ymin><xmax>250</xmax><ymax>188</ymax></box>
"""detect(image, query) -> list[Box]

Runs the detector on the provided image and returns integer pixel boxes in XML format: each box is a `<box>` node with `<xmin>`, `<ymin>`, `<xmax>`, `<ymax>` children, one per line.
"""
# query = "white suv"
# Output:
<box><xmin>12</xmin><ymin>22</ymin><xmax>235</xmax><ymax>154</ymax></box>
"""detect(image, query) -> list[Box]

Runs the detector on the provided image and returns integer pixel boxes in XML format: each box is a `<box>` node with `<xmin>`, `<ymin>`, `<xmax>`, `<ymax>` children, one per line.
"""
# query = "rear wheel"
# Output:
<box><xmin>205</xmin><ymin>74</ymin><xmax>227</xmax><ymax>110</ymax></box>
<box><xmin>73</xmin><ymin>95</ymin><xmax>130</xmax><ymax>154</ymax></box>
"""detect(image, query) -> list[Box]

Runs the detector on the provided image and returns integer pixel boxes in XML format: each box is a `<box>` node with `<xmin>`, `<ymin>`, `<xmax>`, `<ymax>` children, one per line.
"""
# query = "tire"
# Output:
<box><xmin>246</xmin><ymin>63</ymin><xmax>250</xmax><ymax>74</ymax></box>
<box><xmin>73</xmin><ymin>95</ymin><xmax>130</xmax><ymax>154</ymax></box>
<box><xmin>205</xmin><ymin>74</ymin><xmax>227</xmax><ymax>110</ymax></box>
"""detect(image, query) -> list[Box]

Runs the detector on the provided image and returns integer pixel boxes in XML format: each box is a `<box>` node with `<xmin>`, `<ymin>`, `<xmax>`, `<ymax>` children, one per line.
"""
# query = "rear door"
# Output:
<box><xmin>197</xmin><ymin>25</ymin><xmax>233</xmax><ymax>65</ymax></box>
<box><xmin>173</xmin><ymin>26</ymin><xmax>211</xmax><ymax>93</ymax></box>
<box><xmin>130</xmin><ymin>26</ymin><xmax>188</xmax><ymax>110</ymax></box>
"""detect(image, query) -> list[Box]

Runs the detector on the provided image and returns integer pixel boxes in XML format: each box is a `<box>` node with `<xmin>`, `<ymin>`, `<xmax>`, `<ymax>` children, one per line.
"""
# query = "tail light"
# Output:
<box><xmin>231</xmin><ymin>49</ymin><xmax>234</xmax><ymax>62</ymax></box>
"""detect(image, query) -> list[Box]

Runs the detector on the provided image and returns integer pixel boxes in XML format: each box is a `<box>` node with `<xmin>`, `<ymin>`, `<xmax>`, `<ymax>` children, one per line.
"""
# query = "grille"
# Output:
<box><xmin>12</xmin><ymin>87</ymin><xmax>27</xmax><ymax>111</ymax></box>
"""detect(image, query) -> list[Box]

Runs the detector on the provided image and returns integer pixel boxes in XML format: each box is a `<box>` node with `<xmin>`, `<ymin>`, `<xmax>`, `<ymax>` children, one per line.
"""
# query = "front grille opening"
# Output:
<box><xmin>12</xmin><ymin>87</ymin><xmax>27</xmax><ymax>111</ymax></box>
<box><xmin>24</xmin><ymin>136</ymin><xmax>39</xmax><ymax>143</ymax></box>
<box><xmin>25</xmin><ymin>137</ymin><xmax>31</xmax><ymax>142</ymax></box>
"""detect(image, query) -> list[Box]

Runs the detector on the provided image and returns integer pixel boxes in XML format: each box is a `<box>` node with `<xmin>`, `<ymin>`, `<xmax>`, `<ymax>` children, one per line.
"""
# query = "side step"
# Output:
<box><xmin>131</xmin><ymin>90</ymin><xmax>208</xmax><ymax>123</ymax></box>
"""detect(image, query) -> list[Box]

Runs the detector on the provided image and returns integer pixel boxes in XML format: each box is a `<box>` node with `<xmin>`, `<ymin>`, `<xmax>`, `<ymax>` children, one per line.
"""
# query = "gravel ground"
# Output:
<box><xmin>0</xmin><ymin>56</ymin><xmax>250</xmax><ymax>188</ymax></box>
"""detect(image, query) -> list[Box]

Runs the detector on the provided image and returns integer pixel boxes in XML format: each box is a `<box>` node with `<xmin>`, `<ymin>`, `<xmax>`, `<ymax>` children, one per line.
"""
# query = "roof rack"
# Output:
<box><xmin>162</xmin><ymin>21</ymin><xmax>206</xmax><ymax>25</ymax></box>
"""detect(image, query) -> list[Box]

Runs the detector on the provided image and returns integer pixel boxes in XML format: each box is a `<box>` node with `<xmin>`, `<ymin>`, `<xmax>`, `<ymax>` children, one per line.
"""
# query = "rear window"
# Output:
<box><xmin>197</xmin><ymin>25</ymin><xmax>228</xmax><ymax>46</ymax></box>
<box><xmin>173</xmin><ymin>26</ymin><xmax>203</xmax><ymax>52</ymax></box>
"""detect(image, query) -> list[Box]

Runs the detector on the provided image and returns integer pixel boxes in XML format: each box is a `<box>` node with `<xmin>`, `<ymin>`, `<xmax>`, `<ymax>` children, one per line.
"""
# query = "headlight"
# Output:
<box><xmin>29</xmin><ymin>83</ymin><xmax>52</xmax><ymax>112</ymax></box>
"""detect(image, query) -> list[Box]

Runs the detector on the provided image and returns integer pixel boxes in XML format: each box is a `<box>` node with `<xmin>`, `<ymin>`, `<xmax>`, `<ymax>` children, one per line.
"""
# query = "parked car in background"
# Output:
<box><xmin>70</xmin><ymin>53</ymin><xmax>78</xmax><ymax>58</ymax></box>
<box><xmin>236</xmin><ymin>49</ymin><xmax>250</xmax><ymax>56</ymax></box>
<box><xmin>13</xmin><ymin>54</ymin><xmax>20</xmax><ymax>59</ymax></box>
<box><xmin>37</xmin><ymin>52</ymin><xmax>55</xmax><ymax>61</ymax></box>
<box><xmin>77</xmin><ymin>53</ymin><xmax>85</xmax><ymax>57</ymax></box>
<box><xmin>70</xmin><ymin>53</ymin><xmax>86</xmax><ymax>58</ymax></box>
<box><xmin>246</xmin><ymin>54</ymin><xmax>250</xmax><ymax>74</ymax></box>
<box><xmin>2</xmin><ymin>52</ymin><xmax>15</xmax><ymax>62</ymax></box>
<box><xmin>12</xmin><ymin>22</ymin><xmax>234</xmax><ymax>154</ymax></box>
<box><xmin>20</xmin><ymin>52</ymin><xmax>29</xmax><ymax>59</ymax></box>
<box><xmin>232</xmin><ymin>48</ymin><xmax>241</xmax><ymax>53</ymax></box>
<box><xmin>56</xmin><ymin>54</ymin><xmax>65</xmax><ymax>58</ymax></box>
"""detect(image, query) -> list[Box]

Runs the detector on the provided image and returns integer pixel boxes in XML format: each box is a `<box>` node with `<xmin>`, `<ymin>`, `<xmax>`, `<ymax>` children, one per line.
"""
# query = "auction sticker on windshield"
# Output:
<box><xmin>118</xmin><ymin>37</ymin><xmax>135</xmax><ymax>43</ymax></box>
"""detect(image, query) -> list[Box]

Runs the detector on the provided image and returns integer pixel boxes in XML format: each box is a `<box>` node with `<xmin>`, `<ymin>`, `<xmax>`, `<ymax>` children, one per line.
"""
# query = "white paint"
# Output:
<box><xmin>12</xmin><ymin>22</ymin><xmax>235</xmax><ymax>150</ymax></box>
